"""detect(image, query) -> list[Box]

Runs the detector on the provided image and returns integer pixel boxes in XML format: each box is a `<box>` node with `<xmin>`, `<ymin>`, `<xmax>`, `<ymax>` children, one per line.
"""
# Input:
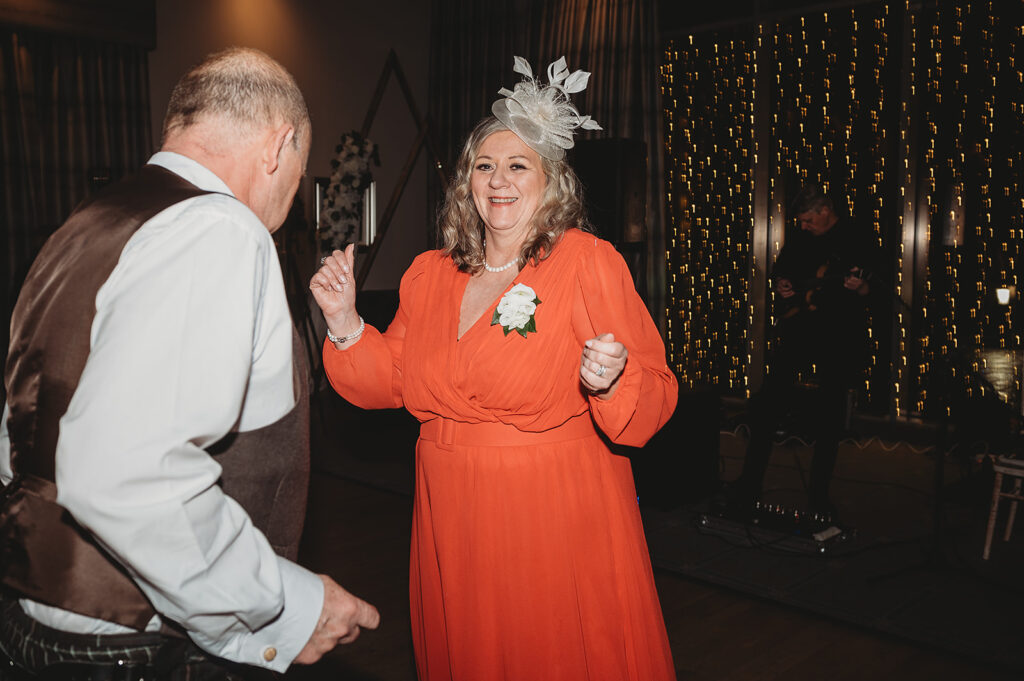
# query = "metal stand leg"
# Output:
<box><xmin>1004</xmin><ymin>476</ymin><xmax>1021</xmax><ymax>543</ymax></box>
<box><xmin>983</xmin><ymin>471</ymin><xmax>1004</xmax><ymax>560</ymax></box>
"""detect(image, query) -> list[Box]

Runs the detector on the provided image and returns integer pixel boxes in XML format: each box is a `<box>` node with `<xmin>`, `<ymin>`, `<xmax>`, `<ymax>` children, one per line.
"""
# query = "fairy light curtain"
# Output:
<box><xmin>909</xmin><ymin>1</ymin><xmax>1023</xmax><ymax>418</ymax></box>
<box><xmin>662</xmin><ymin>31</ymin><xmax>757</xmax><ymax>399</ymax></box>
<box><xmin>662</xmin><ymin>0</ymin><xmax>1024</xmax><ymax>419</ymax></box>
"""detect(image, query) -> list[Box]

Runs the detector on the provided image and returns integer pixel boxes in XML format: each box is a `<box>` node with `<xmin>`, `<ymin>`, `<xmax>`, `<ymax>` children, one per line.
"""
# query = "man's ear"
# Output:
<box><xmin>263</xmin><ymin>123</ymin><xmax>295</xmax><ymax>174</ymax></box>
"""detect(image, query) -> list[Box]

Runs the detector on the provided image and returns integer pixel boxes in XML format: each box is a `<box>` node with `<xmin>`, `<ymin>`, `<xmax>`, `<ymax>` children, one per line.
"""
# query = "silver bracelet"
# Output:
<box><xmin>327</xmin><ymin>316</ymin><xmax>365</xmax><ymax>344</ymax></box>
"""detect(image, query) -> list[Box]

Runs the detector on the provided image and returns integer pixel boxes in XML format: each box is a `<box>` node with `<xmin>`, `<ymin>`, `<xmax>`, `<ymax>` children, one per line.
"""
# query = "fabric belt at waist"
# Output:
<box><xmin>419</xmin><ymin>413</ymin><xmax>597</xmax><ymax>447</ymax></box>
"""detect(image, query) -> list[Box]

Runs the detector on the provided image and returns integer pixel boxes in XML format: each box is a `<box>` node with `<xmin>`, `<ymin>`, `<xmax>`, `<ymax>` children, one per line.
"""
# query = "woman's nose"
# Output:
<box><xmin>488</xmin><ymin>167</ymin><xmax>509</xmax><ymax>187</ymax></box>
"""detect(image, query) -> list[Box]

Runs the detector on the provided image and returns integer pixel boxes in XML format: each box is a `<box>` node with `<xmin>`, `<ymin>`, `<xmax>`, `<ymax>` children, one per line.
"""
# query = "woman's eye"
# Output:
<box><xmin>475</xmin><ymin>163</ymin><xmax>492</xmax><ymax>171</ymax></box>
<box><xmin>510</xmin><ymin>163</ymin><xmax>527</xmax><ymax>170</ymax></box>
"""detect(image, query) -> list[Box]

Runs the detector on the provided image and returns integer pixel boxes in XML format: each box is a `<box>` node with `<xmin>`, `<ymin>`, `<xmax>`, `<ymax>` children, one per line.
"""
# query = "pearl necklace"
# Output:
<box><xmin>483</xmin><ymin>257</ymin><xmax>518</xmax><ymax>273</ymax></box>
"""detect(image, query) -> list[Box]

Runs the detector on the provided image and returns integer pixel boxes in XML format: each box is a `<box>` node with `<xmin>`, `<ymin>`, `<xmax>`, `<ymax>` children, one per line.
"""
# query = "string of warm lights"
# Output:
<box><xmin>916</xmin><ymin>0</ymin><xmax>965</xmax><ymax>416</ymax></box>
<box><xmin>913</xmin><ymin>0</ymin><xmax>1023</xmax><ymax>416</ymax></box>
<box><xmin>662</xmin><ymin>33</ymin><xmax>755</xmax><ymax>393</ymax></box>
<box><xmin>894</xmin><ymin>0</ymin><xmax>916</xmax><ymax>419</ymax></box>
<box><xmin>661</xmin><ymin>0</ymin><xmax>1022</xmax><ymax>419</ymax></box>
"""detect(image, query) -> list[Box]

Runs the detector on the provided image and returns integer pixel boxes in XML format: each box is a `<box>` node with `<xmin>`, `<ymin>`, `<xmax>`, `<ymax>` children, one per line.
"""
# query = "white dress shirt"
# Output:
<box><xmin>0</xmin><ymin>152</ymin><xmax>322</xmax><ymax>672</ymax></box>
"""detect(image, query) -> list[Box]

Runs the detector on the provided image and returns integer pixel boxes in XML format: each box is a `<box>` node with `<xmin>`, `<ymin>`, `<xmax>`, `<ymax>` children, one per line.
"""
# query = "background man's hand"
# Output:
<box><xmin>843</xmin><ymin>267</ymin><xmax>869</xmax><ymax>295</ymax></box>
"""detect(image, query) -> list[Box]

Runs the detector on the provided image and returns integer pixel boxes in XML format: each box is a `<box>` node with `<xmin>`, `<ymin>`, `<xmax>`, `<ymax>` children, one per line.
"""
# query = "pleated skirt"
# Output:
<box><xmin>409</xmin><ymin>417</ymin><xmax>676</xmax><ymax>681</ymax></box>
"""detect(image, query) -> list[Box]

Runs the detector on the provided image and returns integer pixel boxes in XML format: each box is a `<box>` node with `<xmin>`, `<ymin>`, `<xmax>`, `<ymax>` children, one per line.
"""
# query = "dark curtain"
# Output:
<box><xmin>0</xmin><ymin>28</ymin><xmax>151</xmax><ymax>379</ymax></box>
<box><xmin>428</xmin><ymin>0</ymin><xmax>666</xmax><ymax>323</ymax></box>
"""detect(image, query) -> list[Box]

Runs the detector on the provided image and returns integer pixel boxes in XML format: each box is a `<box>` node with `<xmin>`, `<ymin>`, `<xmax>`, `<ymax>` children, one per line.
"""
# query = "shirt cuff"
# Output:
<box><xmin>234</xmin><ymin>559</ymin><xmax>324</xmax><ymax>672</ymax></box>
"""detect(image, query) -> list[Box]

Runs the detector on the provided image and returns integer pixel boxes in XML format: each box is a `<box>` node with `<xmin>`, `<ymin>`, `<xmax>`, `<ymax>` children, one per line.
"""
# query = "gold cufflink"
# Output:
<box><xmin>263</xmin><ymin>647</ymin><xmax>277</xmax><ymax>662</ymax></box>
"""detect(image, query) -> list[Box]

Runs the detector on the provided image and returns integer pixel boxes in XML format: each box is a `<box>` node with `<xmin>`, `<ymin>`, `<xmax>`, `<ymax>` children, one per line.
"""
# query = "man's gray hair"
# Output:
<box><xmin>791</xmin><ymin>183</ymin><xmax>834</xmax><ymax>215</ymax></box>
<box><xmin>162</xmin><ymin>47</ymin><xmax>309</xmax><ymax>148</ymax></box>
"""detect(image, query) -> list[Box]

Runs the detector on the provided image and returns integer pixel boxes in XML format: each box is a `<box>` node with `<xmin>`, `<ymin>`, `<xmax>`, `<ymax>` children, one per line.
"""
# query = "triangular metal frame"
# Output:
<box><xmin>356</xmin><ymin>48</ymin><xmax>447</xmax><ymax>289</ymax></box>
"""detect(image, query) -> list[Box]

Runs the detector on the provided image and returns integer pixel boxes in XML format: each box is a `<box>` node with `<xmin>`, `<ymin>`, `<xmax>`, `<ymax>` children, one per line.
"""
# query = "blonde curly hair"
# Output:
<box><xmin>438</xmin><ymin>117</ymin><xmax>591</xmax><ymax>273</ymax></box>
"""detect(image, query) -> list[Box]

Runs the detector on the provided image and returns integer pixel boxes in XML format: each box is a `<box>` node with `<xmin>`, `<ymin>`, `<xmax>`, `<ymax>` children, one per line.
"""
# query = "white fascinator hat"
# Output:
<box><xmin>491</xmin><ymin>56</ymin><xmax>602</xmax><ymax>161</ymax></box>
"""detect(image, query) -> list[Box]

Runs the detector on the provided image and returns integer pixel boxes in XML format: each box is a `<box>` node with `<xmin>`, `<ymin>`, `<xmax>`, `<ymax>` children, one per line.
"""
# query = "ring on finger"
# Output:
<box><xmin>595</xmin><ymin>364</ymin><xmax>606</xmax><ymax>377</ymax></box>
<box><xmin>320</xmin><ymin>256</ymin><xmax>328</xmax><ymax>265</ymax></box>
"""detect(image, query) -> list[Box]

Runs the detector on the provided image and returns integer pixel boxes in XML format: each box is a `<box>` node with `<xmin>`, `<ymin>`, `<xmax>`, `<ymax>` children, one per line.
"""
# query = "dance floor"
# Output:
<box><xmin>643</xmin><ymin>433</ymin><xmax>1024</xmax><ymax>674</ymax></box>
<box><xmin>307</xmin><ymin>388</ymin><xmax>1024</xmax><ymax>678</ymax></box>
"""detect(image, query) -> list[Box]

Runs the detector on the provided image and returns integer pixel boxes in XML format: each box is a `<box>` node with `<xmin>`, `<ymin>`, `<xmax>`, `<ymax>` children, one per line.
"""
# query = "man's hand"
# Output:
<box><xmin>843</xmin><ymin>267</ymin><xmax>869</xmax><ymax>295</ymax></box>
<box><xmin>293</xmin><ymin>575</ymin><xmax>380</xmax><ymax>664</ymax></box>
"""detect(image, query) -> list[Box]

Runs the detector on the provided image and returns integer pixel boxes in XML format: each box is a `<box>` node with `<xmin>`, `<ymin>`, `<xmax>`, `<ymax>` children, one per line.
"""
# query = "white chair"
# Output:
<box><xmin>982</xmin><ymin>455</ymin><xmax>1024</xmax><ymax>560</ymax></box>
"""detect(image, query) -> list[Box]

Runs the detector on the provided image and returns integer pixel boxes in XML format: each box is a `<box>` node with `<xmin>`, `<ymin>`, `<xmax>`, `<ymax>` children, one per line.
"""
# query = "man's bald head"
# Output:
<box><xmin>161</xmin><ymin>47</ymin><xmax>309</xmax><ymax>151</ymax></box>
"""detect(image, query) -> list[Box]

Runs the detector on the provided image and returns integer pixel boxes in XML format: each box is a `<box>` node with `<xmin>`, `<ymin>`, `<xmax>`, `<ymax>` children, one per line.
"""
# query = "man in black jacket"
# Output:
<box><xmin>732</xmin><ymin>183</ymin><xmax>879</xmax><ymax>519</ymax></box>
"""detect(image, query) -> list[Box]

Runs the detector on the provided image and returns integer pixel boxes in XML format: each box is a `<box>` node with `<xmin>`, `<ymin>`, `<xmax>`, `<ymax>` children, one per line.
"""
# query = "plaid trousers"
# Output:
<box><xmin>0</xmin><ymin>596</ymin><xmax>276</xmax><ymax>681</ymax></box>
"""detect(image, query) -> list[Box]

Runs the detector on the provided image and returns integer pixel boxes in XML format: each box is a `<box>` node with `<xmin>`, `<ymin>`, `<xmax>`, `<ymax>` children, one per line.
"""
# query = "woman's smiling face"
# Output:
<box><xmin>470</xmin><ymin>130</ymin><xmax>547</xmax><ymax>240</ymax></box>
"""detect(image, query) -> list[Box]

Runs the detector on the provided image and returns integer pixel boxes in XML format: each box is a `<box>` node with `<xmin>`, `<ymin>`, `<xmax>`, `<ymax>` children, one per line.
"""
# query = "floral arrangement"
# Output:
<box><xmin>319</xmin><ymin>130</ymin><xmax>379</xmax><ymax>254</ymax></box>
<box><xmin>492</xmin><ymin>284</ymin><xmax>541</xmax><ymax>338</ymax></box>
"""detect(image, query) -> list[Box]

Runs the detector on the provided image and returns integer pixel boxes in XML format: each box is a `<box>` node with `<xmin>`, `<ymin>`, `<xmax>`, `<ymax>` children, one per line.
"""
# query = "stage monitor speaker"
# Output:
<box><xmin>569</xmin><ymin>138</ymin><xmax>647</xmax><ymax>244</ymax></box>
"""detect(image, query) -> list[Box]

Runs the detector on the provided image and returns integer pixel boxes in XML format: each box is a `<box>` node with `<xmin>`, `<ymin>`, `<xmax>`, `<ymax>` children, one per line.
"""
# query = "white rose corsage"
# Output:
<box><xmin>491</xmin><ymin>283</ymin><xmax>541</xmax><ymax>338</ymax></box>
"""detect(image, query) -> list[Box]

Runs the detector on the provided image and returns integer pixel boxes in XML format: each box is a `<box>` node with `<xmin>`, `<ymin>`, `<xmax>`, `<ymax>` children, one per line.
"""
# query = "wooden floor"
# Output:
<box><xmin>284</xmin><ymin>470</ymin><xmax>1019</xmax><ymax>681</ymax></box>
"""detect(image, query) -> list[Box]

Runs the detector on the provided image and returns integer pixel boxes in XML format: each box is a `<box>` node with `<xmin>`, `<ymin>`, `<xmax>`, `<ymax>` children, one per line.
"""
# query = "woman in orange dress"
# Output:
<box><xmin>311</xmin><ymin>56</ymin><xmax>678</xmax><ymax>681</ymax></box>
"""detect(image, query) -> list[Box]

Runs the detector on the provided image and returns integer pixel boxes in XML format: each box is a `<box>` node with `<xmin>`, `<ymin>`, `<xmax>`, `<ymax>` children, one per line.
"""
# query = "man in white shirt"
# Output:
<box><xmin>0</xmin><ymin>47</ymin><xmax>379</xmax><ymax>680</ymax></box>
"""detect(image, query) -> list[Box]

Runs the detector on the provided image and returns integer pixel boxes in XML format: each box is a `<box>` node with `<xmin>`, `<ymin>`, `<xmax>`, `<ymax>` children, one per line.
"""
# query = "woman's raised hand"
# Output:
<box><xmin>310</xmin><ymin>244</ymin><xmax>361</xmax><ymax>337</ymax></box>
<box><xmin>580</xmin><ymin>332</ymin><xmax>628</xmax><ymax>399</ymax></box>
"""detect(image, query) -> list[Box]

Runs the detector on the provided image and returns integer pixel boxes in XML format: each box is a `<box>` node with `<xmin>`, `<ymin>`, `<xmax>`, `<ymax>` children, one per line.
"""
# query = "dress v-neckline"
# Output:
<box><xmin>456</xmin><ymin>270</ymin><xmax>520</xmax><ymax>342</ymax></box>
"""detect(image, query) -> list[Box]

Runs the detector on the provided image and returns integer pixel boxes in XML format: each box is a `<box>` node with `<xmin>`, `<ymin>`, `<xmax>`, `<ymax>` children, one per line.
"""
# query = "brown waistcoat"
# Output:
<box><xmin>0</xmin><ymin>164</ymin><xmax>310</xmax><ymax>630</ymax></box>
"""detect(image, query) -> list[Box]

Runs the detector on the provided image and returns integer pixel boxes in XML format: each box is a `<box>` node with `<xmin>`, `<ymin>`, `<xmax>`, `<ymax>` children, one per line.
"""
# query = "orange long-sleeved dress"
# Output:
<box><xmin>324</xmin><ymin>229</ymin><xmax>678</xmax><ymax>681</ymax></box>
